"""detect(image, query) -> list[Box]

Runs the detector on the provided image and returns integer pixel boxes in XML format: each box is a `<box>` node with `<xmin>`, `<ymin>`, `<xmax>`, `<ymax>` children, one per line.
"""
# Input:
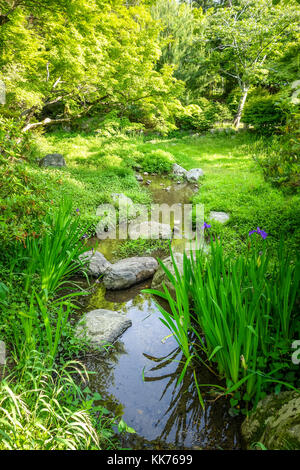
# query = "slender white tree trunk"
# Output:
<box><xmin>233</xmin><ymin>84</ymin><xmax>249</xmax><ymax>128</ymax></box>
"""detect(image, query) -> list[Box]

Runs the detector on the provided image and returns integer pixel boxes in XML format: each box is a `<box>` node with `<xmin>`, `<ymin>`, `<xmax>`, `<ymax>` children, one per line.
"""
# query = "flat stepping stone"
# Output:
<box><xmin>79</xmin><ymin>250</ymin><xmax>111</xmax><ymax>277</ymax></box>
<box><xmin>76</xmin><ymin>309</ymin><xmax>132</xmax><ymax>349</ymax></box>
<box><xmin>209</xmin><ymin>211</ymin><xmax>230</xmax><ymax>224</ymax></box>
<box><xmin>103</xmin><ymin>256</ymin><xmax>158</xmax><ymax>290</ymax></box>
<box><xmin>111</xmin><ymin>193</ymin><xmax>133</xmax><ymax>207</ymax></box>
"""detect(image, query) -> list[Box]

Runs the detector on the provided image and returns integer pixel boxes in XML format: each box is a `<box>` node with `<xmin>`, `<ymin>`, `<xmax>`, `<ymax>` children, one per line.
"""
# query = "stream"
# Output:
<box><xmin>81</xmin><ymin>175</ymin><xmax>242</xmax><ymax>450</ymax></box>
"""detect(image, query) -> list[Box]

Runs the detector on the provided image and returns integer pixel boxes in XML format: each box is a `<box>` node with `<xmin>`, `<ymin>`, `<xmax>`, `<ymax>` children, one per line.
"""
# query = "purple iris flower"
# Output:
<box><xmin>249</xmin><ymin>227</ymin><xmax>268</xmax><ymax>240</ymax></box>
<box><xmin>201</xmin><ymin>222</ymin><xmax>211</xmax><ymax>230</ymax></box>
<box><xmin>76</xmin><ymin>208</ymin><xmax>80</xmax><ymax>213</ymax></box>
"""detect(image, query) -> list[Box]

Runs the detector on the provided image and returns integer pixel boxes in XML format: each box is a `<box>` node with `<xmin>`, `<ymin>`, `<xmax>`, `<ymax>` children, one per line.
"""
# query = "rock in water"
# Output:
<box><xmin>209</xmin><ymin>211</ymin><xmax>230</xmax><ymax>224</ymax></box>
<box><xmin>79</xmin><ymin>250</ymin><xmax>111</xmax><ymax>277</ymax></box>
<box><xmin>103</xmin><ymin>256</ymin><xmax>158</xmax><ymax>290</ymax></box>
<box><xmin>76</xmin><ymin>309</ymin><xmax>132</xmax><ymax>349</ymax></box>
<box><xmin>241</xmin><ymin>392</ymin><xmax>300</xmax><ymax>449</ymax></box>
<box><xmin>172</xmin><ymin>163</ymin><xmax>188</xmax><ymax>178</ymax></box>
<box><xmin>39</xmin><ymin>153</ymin><xmax>66</xmax><ymax>167</ymax></box>
<box><xmin>186</xmin><ymin>168</ymin><xmax>204</xmax><ymax>182</ymax></box>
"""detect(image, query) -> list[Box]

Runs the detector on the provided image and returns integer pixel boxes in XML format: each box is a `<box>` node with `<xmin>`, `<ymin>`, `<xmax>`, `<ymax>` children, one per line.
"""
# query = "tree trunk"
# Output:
<box><xmin>233</xmin><ymin>84</ymin><xmax>249</xmax><ymax>128</ymax></box>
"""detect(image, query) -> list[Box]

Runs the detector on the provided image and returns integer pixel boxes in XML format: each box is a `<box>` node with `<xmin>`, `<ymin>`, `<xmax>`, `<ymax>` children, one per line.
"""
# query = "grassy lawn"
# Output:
<box><xmin>138</xmin><ymin>132</ymin><xmax>300</xmax><ymax>255</ymax></box>
<box><xmin>24</xmin><ymin>129</ymin><xmax>299</xmax><ymax>257</ymax></box>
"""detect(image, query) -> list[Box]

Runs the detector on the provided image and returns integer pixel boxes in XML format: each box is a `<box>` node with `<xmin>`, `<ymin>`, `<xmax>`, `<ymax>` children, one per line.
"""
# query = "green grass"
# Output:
<box><xmin>0</xmin><ymin>352</ymin><xmax>118</xmax><ymax>450</ymax></box>
<box><xmin>137</xmin><ymin>131</ymin><xmax>300</xmax><ymax>256</ymax></box>
<box><xmin>2</xmin><ymin>129</ymin><xmax>299</xmax><ymax>257</ymax></box>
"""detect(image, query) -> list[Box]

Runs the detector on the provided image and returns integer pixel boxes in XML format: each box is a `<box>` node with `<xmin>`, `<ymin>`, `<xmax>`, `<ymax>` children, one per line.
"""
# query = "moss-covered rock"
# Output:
<box><xmin>241</xmin><ymin>392</ymin><xmax>300</xmax><ymax>450</ymax></box>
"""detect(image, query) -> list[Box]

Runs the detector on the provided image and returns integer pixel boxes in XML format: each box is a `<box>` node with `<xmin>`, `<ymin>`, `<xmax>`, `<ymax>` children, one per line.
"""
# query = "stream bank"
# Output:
<box><xmin>78</xmin><ymin>174</ymin><xmax>243</xmax><ymax>450</ymax></box>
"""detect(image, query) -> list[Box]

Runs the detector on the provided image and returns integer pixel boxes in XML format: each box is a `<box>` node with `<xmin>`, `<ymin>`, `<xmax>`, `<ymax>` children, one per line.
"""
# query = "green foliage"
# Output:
<box><xmin>253</xmin><ymin>101</ymin><xmax>300</xmax><ymax>188</ymax></box>
<box><xmin>138</xmin><ymin>149</ymin><xmax>174</xmax><ymax>173</ymax></box>
<box><xmin>145</xmin><ymin>237</ymin><xmax>300</xmax><ymax>410</ymax></box>
<box><xmin>0</xmin><ymin>352</ymin><xmax>117</xmax><ymax>450</ymax></box>
<box><xmin>21</xmin><ymin>200</ymin><xmax>89</xmax><ymax>295</ymax></box>
<box><xmin>176</xmin><ymin>100</ymin><xmax>232</xmax><ymax>131</ymax></box>
<box><xmin>243</xmin><ymin>94</ymin><xmax>285</xmax><ymax>131</ymax></box>
<box><xmin>205</xmin><ymin>0</ymin><xmax>299</xmax><ymax>125</ymax></box>
<box><xmin>0</xmin><ymin>0</ymin><xmax>182</xmax><ymax>133</ymax></box>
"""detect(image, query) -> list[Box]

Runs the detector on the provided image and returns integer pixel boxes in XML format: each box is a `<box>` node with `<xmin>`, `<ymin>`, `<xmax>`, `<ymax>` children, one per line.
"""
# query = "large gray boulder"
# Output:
<box><xmin>186</xmin><ymin>168</ymin><xmax>204</xmax><ymax>182</ymax></box>
<box><xmin>79</xmin><ymin>250</ymin><xmax>111</xmax><ymax>277</ymax></box>
<box><xmin>103</xmin><ymin>256</ymin><xmax>158</xmax><ymax>290</ymax></box>
<box><xmin>241</xmin><ymin>392</ymin><xmax>300</xmax><ymax>450</ymax></box>
<box><xmin>172</xmin><ymin>163</ymin><xmax>204</xmax><ymax>182</ymax></box>
<box><xmin>209</xmin><ymin>211</ymin><xmax>230</xmax><ymax>224</ymax></box>
<box><xmin>172</xmin><ymin>163</ymin><xmax>188</xmax><ymax>178</ymax></box>
<box><xmin>129</xmin><ymin>221</ymin><xmax>172</xmax><ymax>240</ymax></box>
<box><xmin>151</xmin><ymin>253</ymin><xmax>184</xmax><ymax>299</ymax></box>
<box><xmin>39</xmin><ymin>153</ymin><xmax>66</xmax><ymax>167</ymax></box>
<box><xmin>76</xmin><ymin>309</ymin><xmax>132</xmax><ymax>349</ymax></box>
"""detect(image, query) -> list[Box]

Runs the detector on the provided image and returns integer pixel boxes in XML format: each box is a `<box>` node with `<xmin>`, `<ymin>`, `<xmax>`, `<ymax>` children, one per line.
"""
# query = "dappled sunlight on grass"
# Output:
<box><xmin>30</xmin><ymin>130</ymin><xmax>299</xmax><ymax>257</ymax></box>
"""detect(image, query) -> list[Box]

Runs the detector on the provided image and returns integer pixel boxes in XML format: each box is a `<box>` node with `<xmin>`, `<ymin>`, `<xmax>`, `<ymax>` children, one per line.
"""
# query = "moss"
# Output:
<box><xmin>242</xmin><ymin>392</ymin><xmax>300</xmax><ymax>450</ymax></box>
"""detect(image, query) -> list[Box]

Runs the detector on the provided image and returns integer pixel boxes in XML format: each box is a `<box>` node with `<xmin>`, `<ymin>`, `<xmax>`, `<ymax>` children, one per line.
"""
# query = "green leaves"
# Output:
<box><xmin>146</xmin><ymin>236</ymin><xmax>300</xmax><ymax>409</ymax></box>
<box><xmin>117</xmin><ymin>418</ymin><xmax>136</xmax><ymax>434</ymax></box>
<box><xmin>0</xmin><ymin>0</ymin><xmax>182</xmax><ymax>133</ymax></box>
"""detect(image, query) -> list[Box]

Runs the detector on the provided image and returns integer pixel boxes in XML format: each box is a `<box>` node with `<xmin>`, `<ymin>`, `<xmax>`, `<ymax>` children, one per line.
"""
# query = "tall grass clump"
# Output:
<box><xmin>145</xmin><ymin>234</ymin><xmax>300</xmax><ymax>410</ymax></box>
<box><xmin>21</xmin><ymin>199</ymin><xmax>90</xmax><ymax>296</ymax></box>
<box><xmin>0</xmin><ymin>352</ymin><xmax>116</xmax><ymax>450</ymax></box>
<box><xmin>7</xmin><ymin>199</ymin><xmax>92</xmax><ymax>362</ymax></box>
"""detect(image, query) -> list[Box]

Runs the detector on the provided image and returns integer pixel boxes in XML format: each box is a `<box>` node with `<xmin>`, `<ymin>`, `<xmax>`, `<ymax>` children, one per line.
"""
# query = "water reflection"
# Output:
<box><xmin>87</xmin><ymin>175</ymin><xmax>197</xmax><ymax>261</ymax></box>
<box><xmin>83</xmin><ymin>282</ymin><xmax>241</xmax><ymax>450</ymax></box>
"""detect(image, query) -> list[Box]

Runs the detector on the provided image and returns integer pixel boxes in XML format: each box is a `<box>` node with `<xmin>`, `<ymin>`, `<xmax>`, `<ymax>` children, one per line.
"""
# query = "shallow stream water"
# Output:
<box><xmin>81</xmin><ymin>175</ymin><xmax>242</xmax><ymax>449</ymax></box>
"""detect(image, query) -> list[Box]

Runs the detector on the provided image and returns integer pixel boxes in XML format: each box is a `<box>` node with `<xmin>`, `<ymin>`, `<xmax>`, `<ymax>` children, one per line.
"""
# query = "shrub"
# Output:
<box><xmin>243</xmin><ymin>94</ymin><xmax>285</xmax><ymax>131</ymax></box>
<box><xmin>254</xmin><ymin>109</ymin><xmax>300</xmax><ymax>190</ymax></box>
<box><xmin>138</xmin><ymin>149</ymin><xmax>174</xmax><ymax>173</ymax></box>
<box><xmin>176</xmin><ymin>100</ymin><xmax>232</xmax><ymax>132</ymax></box>
<box><xmin>0</xmin><ymin>117</ymin><xmax>33</xmax><ymax>162</ymax></box>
